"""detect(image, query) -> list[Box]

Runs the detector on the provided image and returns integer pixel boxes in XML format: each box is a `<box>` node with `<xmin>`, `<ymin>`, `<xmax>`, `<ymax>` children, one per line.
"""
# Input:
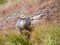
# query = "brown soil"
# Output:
<box><xmin>0</xmin><ymin>0</ymin><xmax>60</xmax><ymax>30</ymax></box>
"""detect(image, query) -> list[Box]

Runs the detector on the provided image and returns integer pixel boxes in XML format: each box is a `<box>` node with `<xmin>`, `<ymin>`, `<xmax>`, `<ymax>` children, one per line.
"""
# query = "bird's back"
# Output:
<box><xmin>25</xmin><ymin>18</ymin><xmax>31</xmax><ymax>26</ymax></box>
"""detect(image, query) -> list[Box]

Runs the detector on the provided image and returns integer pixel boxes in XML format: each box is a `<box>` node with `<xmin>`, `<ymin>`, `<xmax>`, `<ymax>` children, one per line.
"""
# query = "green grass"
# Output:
<box><xmin>30</xmin><ymin>24</ymin><xmax>60</xmax><ymax>45</ymax></box>
<box><xmin>0</xmin><ymin>32</ymin><xmax>31</xmax><ymax>45</ymax></box>
<box><xmin>0</xmin><ymin>0</ymin><xmax>7</xmax><ymax>5</ymax></box>
<box><xmin>0</xmin><ymin>24</ymin><xmax>60</xmax><ymax>45</ymax></box>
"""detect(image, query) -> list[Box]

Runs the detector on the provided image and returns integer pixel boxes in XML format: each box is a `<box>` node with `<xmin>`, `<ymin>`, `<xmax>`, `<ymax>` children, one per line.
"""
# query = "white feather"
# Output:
<box><xmin>30</xmin><ymin>14</ymin><xmax>44</xmax><ymax>20</ymax></box>
<box><xmin>31</xmin><ymin>20</ymin><xmax>40</xmax><ymax>25</ymax></box>
<box><xmin>16</xmin><ymin>19</ymin><xmax>26</xmax><ymax>29</ymax></box>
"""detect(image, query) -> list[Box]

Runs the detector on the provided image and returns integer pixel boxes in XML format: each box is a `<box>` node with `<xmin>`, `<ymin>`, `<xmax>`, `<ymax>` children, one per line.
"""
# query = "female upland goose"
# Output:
<box><xmin>16</xmin><ymin>14</ymin><xmax>45</xmax><ymax>32</ymax></box>
<box><xmin>16</xmin><ymin>14</ymin><xmax>31</xmax><ymax>32</ymax></box>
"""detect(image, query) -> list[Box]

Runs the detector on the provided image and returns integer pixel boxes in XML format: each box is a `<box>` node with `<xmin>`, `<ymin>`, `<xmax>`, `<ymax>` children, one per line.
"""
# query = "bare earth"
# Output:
<box><xmin>0</xmin><ymin>0</ymin><xmax>60</xmax><ymax>30</ymax></box>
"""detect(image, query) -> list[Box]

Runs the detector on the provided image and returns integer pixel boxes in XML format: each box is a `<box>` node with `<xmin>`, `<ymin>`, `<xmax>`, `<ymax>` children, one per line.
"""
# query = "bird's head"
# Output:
<box><xmin>20</xmin><ymin>14</ymin><xmax>26</xmax><ymax>20</ymax></box>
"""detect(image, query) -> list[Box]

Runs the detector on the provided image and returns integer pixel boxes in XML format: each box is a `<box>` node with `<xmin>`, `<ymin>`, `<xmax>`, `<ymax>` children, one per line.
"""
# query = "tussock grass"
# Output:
<box><xmin>0</xmin><ymin>0</ymin><xmax>7</xmax><ymax>5</ymax></box>
<box><xmin>0</xmin><ymin>24</ymin><xmax>60</xmax><ymax>45</ymax></box>
<box><xmin>0</xmin><ymin>31</ymin><xmax>31</xmax><ymax>45</ymax></box>
<box><xmin>30</xmin><ymin>24</ymin><xmax>60</xmax><ymax>45</ymax></box>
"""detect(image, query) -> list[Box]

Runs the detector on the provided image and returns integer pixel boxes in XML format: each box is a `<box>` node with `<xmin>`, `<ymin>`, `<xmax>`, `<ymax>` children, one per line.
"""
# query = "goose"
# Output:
<box><xmin>16</xmin><ymin>14</ymin><xmax>45</xmax><ymax>33</ymax></box>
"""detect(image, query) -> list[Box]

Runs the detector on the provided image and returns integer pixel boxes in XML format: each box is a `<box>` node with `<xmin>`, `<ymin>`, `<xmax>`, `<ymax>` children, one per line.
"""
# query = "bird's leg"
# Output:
<box><xmin>20</xmin><ymin>28</ymin><xmax>24</xmax><ymax>34</ymax></box>
<box><xmin>17</xmin><ymin>26</ymin><xmax>23</xmax><ymax>34</ymax></box>
<box><xmin>27</xmin><ymin>32</ymin><xmax>30</xmax><ymax>40</ymax></box>
<box><xmin>26</xmin><ymin>25</ymin><xmax>34</xmax><ymax>40</ymax></box>
<box><xmin>24</xmin><ymin>25</ymin><xmax>34</xmax><ymax>40</ymax></box>
<box><xmin>24</xmin><ymin>30</ymin><xmax>30</xmax><ymax>40</ymax></box>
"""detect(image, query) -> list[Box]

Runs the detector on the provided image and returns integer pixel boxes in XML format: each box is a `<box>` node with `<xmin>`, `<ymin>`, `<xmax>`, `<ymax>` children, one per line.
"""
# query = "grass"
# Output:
<box><xmin>0</xmin><ymin>23</ymin><xmax>60</xmax><ymax>45</ymax></box>
<box><xmin>0</xmin><ymin>0</ymin><xmax>7</xmax><ymax>5</ymax></box>
<box><xmin>0</xmin><ymin>31</ymin><xmax>31</xmax><ymax>45</ymax></box>
<box><xmin>30</xmin><ymin>24</ymin><xmax>60</xmax><ymax>45</ymax></box>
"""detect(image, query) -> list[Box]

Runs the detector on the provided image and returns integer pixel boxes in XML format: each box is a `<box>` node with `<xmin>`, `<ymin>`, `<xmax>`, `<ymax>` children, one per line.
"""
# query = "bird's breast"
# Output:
<box><xmin>16</xmin><ymin>20</ymin><xmax>26</xmax><ymax>28</ymax></box>
<box><xmin>19</xmin><ymin>20</ymin><xmax>26</xmax><ymax>27</ymax></box>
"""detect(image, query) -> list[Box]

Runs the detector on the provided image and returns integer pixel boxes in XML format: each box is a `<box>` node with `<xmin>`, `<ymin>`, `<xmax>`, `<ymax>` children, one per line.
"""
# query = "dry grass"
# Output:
<box><xmin>0</xmin><ymin>0</ymin><xmax>60</xmax><ymax>45</ymax></box>
<box><xmin>0</xmin><ymin>23</ymin><xmax>60</xmax><ymax>45</ymax></box>
<box><xmin>0</xmin><ymin>30</ymin><xmax>31</xmax><ymax>45</ymax></box>
<box><xmin>0</xmin><ymin>0</ymin><xmax>8</xmax><ymax>5</ymax></box>
<box><xmin>30</xmin><ymin>24</ymin><xmax>60</xmax><ymax>45</ymax></box>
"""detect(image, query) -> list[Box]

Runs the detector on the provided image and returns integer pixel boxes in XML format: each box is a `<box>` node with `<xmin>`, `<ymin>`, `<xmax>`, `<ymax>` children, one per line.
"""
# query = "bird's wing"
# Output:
<box><xmin>30</xmin><ymin>14</ymin><xmax>45</xmax><ymax>21</ymax></box>
<box><xmin>31</xmin><ymin>20</ymin><xmax>40</xmax><ymax>25</ymax></box>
